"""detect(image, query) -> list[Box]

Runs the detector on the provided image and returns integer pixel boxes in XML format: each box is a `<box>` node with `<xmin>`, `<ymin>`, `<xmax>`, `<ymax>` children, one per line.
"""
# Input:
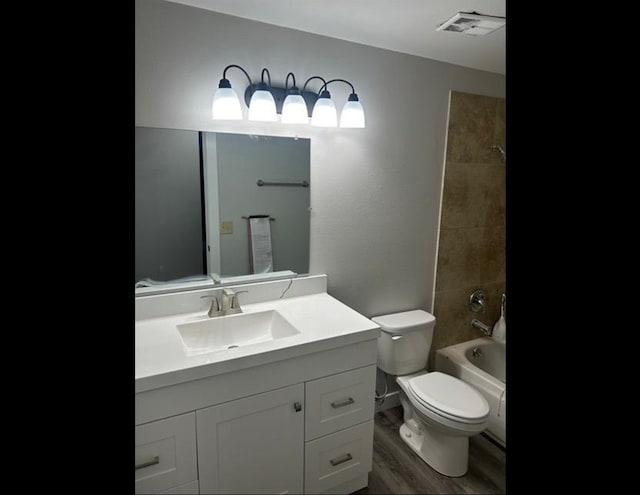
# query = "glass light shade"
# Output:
<box><xmin>211</xmin><ymin>87</ymin><xmax>242</xmax><ymax>120</ymax></box>
<box><xmin>281</xmin><ymin>94</ymin><xmax>309</xmax><ymax>124</ymax></box>
<box><xmin>339</xmin><ymin>100</ymin><xmax>365</xmax><ymax>128</ymax></box>
<box><xmin>248</xmin><ymin>89</ymin><xmax>277</xmax><ymax>121</ymax></box>
<box><xmin>311</xmin><ymin>97</ymin><xmax>337</xmax><ymax>127</ymax></box>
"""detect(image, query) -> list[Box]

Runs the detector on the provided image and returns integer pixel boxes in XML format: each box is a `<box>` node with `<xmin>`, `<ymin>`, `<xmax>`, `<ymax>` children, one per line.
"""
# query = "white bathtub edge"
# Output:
<box><xmin>434</xmin><ymin>337</ymin><xmax>506</xmax><ymax>447</ymax></box>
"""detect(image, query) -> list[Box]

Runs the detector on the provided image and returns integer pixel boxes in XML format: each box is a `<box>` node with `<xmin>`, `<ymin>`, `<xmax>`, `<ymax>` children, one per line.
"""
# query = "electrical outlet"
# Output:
<box><xmin>220</xmin><ymin>221</ymin><xmax>233</xmax><ymax>235</ymax></box>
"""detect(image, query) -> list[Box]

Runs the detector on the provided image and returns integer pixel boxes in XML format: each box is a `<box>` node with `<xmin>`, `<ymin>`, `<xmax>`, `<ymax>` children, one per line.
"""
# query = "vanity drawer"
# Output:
<box><xmin>305</xmin><ymin>365</ymin><xmax>376</xmax><ymax>440</ymax></box>
<box><xmin>304</xmin><ymin>420</ymin><xmax>374</xmax><ymax>494</ymax></box>
<box><xmin>135</xmin><ymin>412</ymin><xmax>197</xmax><ymax>494</ymax></box>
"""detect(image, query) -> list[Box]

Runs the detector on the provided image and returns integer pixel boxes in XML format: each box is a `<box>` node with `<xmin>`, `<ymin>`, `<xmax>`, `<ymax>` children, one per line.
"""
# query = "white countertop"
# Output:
<box><xmin>135</xmin><ymin>289</ymin><xmax>380</xmax><ymax>393</ymax></box>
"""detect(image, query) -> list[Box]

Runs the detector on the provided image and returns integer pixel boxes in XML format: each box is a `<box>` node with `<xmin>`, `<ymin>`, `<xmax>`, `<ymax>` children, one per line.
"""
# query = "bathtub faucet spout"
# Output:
<box><xmin>471</xmin><ymin>318</ymin><xmax>492</xmax><ymax>336</ymax></box>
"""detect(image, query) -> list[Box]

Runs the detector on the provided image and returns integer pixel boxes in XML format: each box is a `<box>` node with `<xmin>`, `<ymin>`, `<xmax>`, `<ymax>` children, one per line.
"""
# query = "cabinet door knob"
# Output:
<box><xmin>294</xmin><ymin>401</ymin><xmax>302</xmax><ymax>412</ymax></box>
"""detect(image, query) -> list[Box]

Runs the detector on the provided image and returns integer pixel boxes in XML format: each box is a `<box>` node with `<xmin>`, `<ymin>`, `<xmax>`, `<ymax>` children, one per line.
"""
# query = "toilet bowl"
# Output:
<box><xmin>372</xmin><ymin>310</ymin><xmax>489</xmax><ymax>477</ymax></box>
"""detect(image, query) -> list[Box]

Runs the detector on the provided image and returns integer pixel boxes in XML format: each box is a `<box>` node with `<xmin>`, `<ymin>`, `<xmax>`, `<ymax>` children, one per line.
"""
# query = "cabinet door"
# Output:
<box><xmin>197</xmin><ymin>383</ymin><xmax>304</xmax><ymax>494</ymax></box>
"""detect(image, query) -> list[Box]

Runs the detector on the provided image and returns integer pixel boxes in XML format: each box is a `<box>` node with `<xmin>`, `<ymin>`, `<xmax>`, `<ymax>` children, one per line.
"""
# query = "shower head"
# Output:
<box><xmin>491</xmin><ymin>144</ymin><xmax>506</xmax><ymax>162</ymax></box>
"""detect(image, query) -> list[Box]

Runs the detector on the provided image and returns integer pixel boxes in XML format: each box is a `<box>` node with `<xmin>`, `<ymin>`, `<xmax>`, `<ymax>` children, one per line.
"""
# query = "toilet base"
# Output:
<box><xmin>399</xmin><ymin>422</ymin><xmax>469</xmax><ymax>477</ymax></box>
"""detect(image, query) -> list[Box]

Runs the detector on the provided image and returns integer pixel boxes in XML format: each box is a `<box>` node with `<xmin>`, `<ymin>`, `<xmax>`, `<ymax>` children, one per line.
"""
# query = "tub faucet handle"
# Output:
<box><xmin>469</xmin><ymin>290</ymin><xmax>487</xmax><ymax>313</ymax></box>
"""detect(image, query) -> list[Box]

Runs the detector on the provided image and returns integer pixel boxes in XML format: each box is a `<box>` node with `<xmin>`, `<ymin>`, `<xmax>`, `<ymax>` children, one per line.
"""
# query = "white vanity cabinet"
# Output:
<box><xmin>196</xmin><ymin>383</ymin><xmax>305</xmax><ymax>494</ymax></box>
<box><xmin>136</xmin><ymin>340</ymin><xmax>379</xmax><ymax>494</ymax></box>
<box><xmin>135</xmin><ymin>278</ymin><xmax>381</xmax><ymax>495</ymax></box>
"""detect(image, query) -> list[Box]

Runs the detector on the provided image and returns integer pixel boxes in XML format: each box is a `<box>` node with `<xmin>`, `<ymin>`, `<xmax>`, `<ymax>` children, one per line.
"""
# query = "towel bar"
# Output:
<box><xmin>256</xmin><ymin>179</ymin><xmax>309</xmax><ymax>187</ymax></box>
<box><xmin>242</xmin><ymin>215</ymin><xmax>275</xmax><ymax>221</ymax></box>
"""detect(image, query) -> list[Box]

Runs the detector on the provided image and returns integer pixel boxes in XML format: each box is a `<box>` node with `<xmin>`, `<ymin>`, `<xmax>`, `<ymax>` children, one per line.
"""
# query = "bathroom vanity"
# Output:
<box><xmin>135</xmin><ymin>275</ymin><xmax>380</xmax><ymax>494</ymax></box>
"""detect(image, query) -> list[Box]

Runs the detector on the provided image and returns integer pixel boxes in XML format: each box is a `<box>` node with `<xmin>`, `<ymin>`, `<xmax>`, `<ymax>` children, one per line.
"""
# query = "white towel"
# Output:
<box><xmin>248</xmin><ymin>217</ymin><xmax>273</xmax><ymax>274</ymax></box>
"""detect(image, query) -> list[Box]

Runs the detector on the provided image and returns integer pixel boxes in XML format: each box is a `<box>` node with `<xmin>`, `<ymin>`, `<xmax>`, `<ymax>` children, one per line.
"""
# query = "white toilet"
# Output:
<box><xmin>372</xmin><ymin>309</ymin><xmax>489</xmax><ymax>477</ymax></box>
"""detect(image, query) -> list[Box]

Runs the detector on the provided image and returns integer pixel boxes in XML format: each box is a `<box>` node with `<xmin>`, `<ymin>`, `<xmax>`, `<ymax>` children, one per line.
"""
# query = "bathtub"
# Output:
<box><xmin>434</xmin><ymin>337</ymin><xmax>506</xmax><ymax>447</ymax></box>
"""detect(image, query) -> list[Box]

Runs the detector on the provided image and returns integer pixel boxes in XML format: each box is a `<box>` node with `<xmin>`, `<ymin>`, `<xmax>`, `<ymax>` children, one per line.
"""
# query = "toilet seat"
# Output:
<box><xmin>406</xmin><ymin>372</ymin><xmax>489</xmax><ymax>425</ymax></box>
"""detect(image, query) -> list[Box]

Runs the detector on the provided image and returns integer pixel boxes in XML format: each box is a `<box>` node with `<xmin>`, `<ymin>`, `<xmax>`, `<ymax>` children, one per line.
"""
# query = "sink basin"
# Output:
<box><xmin>176</xmin><ymin>310</ymin><xmax>300</xmax><ymax>355</ymax></box>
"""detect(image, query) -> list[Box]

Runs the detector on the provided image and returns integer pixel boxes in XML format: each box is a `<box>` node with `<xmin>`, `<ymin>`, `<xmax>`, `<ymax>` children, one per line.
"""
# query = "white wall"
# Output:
<box><xmin>135</xmin><ymin>0</ymin><xmax>505</xmax><ymax>317</ymax></box>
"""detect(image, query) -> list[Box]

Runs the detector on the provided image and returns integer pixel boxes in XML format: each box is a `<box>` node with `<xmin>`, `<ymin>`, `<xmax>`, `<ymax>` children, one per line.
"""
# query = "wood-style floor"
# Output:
<box><xmin>354</xmin><ymin>406</ymin><xmax>506</xmax><ymax>494</ymax></box>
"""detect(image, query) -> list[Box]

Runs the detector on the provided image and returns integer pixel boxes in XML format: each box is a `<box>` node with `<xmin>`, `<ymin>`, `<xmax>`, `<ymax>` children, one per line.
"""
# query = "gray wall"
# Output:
<box><xmin>135</xmin><ymin>0</ymin><xmax>506</xmax><ymax>316</ymax></box>
<box><xmin>216</xmin><ymin>133</ymin><xmax>310</xmax><ymax>277</ymax></box>
<box><xmin>135</xmin><ymin>126</ymin><xmax>204</xmax><ymax>282</ymax></box>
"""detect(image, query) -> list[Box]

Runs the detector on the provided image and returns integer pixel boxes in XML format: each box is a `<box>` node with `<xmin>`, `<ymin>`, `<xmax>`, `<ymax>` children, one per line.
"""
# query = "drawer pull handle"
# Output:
<box><xmin>330</xmin><ymin>453</ymin><xmax>353</xmax><ymax>466</ymax></box>
<box><xmin>294</xmin><ymin>401</ymin><xmax>302</xmax><ymax>412</ymax></box>
<box><xmin>331</xmin><ymin>397</ymin><xmax>355</xmax><ymax>409</ymax></box>
<box><xmin>135</xmin><ymin>455</ymin><xmax>160</xmax><ymax>470</ymax></box>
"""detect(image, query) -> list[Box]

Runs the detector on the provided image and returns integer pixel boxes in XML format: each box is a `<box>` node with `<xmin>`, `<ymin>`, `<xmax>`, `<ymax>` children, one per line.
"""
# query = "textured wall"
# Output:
<box><xmin>430</xmin><ymin>91</ymin><xmax>506</xmax><ymax>367</ymax></box>
<box><xmin>135</xmin><ymin>0</ymin><xmax>505</xmax><ymax>318</ymax></box>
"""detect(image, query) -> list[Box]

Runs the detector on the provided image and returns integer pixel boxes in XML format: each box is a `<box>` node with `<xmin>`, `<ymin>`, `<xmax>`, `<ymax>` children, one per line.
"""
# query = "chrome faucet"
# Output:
<box><xmin>201</xmin><ymin>294</ymin><xmax>223</xmax><ymax>317</ymax></box>
<box><xmin>222</xmin><ymin>288</ymin><xmax>247</xmax><ymax>315</ymax></box>
<box><xmin>471</xmin><ymin>318</ymin><xmax>492</xmax><ymax>336</ymax></box>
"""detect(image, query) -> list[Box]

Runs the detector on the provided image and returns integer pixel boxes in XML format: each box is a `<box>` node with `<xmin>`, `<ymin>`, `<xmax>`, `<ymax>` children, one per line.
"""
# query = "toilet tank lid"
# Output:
<box><xmin>371</xmin><ymin>309</ymin><xmax>435</xmax><ymax>334</ymax></box>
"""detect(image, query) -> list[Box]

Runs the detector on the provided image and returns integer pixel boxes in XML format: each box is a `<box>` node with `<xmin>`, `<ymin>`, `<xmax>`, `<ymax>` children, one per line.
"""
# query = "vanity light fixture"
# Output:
<box><xmin>211</xmin><ymin>64</ymin><xmax>248</xmax><ymax>120</ymax></box>
<box><xmin>248</xmin><ymin>68</ymin><xmax>277</xmax><ymax>122</ymax></box>
<box><xmin>211</xmin><ymin>64</ymin><xmax>365</xmax><ymax>128</ymax></box>
<box><xmin>310</xmin><ymin>89</ymin><xmax>337</xmax><ymax>127</ymax></box>
<box><xmin>326</xmin><ymin>79</ymin><xmax>365</xmax><ymax>128</ymax></box>
<box><xmin>281</xmin><ymin>72</ymin><xmax>309</xmax><ymax>124</ymax></box>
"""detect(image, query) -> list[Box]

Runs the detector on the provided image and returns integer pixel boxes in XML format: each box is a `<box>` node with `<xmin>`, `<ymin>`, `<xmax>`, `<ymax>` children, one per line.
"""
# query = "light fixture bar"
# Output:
<box><xmin>212</xmin><ymin>65</ymin><xmax>365</xmax><ymax>127</ymax></box>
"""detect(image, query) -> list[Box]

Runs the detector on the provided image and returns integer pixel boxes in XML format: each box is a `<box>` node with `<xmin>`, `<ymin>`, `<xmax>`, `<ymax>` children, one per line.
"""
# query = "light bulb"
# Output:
<box><xmin>248</xmin><ymin>84</ymin><xmax>277</xmax><ymax>121</ymax></box>
<box><xmin>310</xmin><ymin>90</ymin><xmax>337</xmax><ymax>127</ymax></box>
<box><xmin>281</xmin><ymin>93</ymin><xmax>309</xmax><ymax>124</ymax></box>
<box><xmin>211</xmin><ymin>79</ymin><xmax>242</xmax><ymax>120</ymax></box>
<box><xmin>339</xmin><ymin>95</ymin><xmax>365</xmax><ymax>128</ymax></box>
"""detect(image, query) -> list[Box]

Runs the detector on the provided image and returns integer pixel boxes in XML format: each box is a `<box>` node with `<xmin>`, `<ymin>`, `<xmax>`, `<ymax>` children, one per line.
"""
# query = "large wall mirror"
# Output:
<box><xmin>135</xmin><ymin>127</ymin><xmax>310</xmax><ymax>290</ymax></box>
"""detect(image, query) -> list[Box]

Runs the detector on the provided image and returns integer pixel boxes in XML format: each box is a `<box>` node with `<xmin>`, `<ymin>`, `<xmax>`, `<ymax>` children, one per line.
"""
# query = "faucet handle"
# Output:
<box><xmin>229</xmin><ymin>290</ymin><xmax>248</xmax><ymax>309</ymax></box>
<box><xmin>221</xmin><ymin>289</ymin><xmax>248</xmax><ymax>313</ymax></box>
<box><xmin>201</xmin><ymin>294</ymin><xmax>222</xmax><ymax>316</ymax></box>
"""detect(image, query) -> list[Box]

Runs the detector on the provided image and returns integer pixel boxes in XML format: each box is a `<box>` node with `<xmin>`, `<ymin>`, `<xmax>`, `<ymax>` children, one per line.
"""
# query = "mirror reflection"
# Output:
<box><xmin>135</xmin><ymin>127</ymin><xmax>310</xmax><ymax>288</ymax></box>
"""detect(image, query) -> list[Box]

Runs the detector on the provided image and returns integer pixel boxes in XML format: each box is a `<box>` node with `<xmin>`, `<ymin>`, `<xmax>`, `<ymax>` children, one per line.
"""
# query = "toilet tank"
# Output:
<box><xmin>372</xmin><ymin>310</ymin><xmax>436</xmax><ymax>376</ymax></box>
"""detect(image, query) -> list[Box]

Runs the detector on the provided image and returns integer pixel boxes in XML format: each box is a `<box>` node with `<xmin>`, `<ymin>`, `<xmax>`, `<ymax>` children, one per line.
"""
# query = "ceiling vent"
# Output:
<box><xmin>436</xmin><ymin>12</ymin><xmax>506</xmax><ymax>36</ymax></box>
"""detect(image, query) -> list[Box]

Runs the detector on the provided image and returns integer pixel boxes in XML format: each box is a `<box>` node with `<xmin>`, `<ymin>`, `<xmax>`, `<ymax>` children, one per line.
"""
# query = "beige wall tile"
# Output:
<box><xmin>478</xmin><ymin>227</ymin><xmax>506</xmax><ymax>284</ymax></box>
<box><xmin>440</xmin><ymin>162</ymin><xmax>476</xmax><ymax>229</ymax></box>
<box><xmin>447</xmin><ymin>92</ymin><xmax>500</xmax><ymax>164</ymax></box>
<box><xmin>473</xmin><ymin>164</ymin><xmax>505</xmax><ymax>228</ymax></box>
<box><xmin>485</xmin><ymin>282</ymin><xmax>506</xmax><ymax>324</ymax></box>
<box><xmin>494</xmin><ymin>98</ymin><xmax>506</xmax><ymax>149</ymax></box>
<box><xmin>431</xmin><ymin>91</ymin><xmax>505</xmax><ymax>367</ymax></box>
<box><xmin>435</xmin><ymin>227</ymin><xmax>480</xmax><ymax>290</ymax></box>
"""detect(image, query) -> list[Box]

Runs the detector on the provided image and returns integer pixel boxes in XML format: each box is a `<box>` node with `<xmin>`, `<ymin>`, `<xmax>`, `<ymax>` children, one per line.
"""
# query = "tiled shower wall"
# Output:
<box><xmin>429</xmin><ymin>91</ymin><xmax>506</xmax><ymax>367</ymax></box>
